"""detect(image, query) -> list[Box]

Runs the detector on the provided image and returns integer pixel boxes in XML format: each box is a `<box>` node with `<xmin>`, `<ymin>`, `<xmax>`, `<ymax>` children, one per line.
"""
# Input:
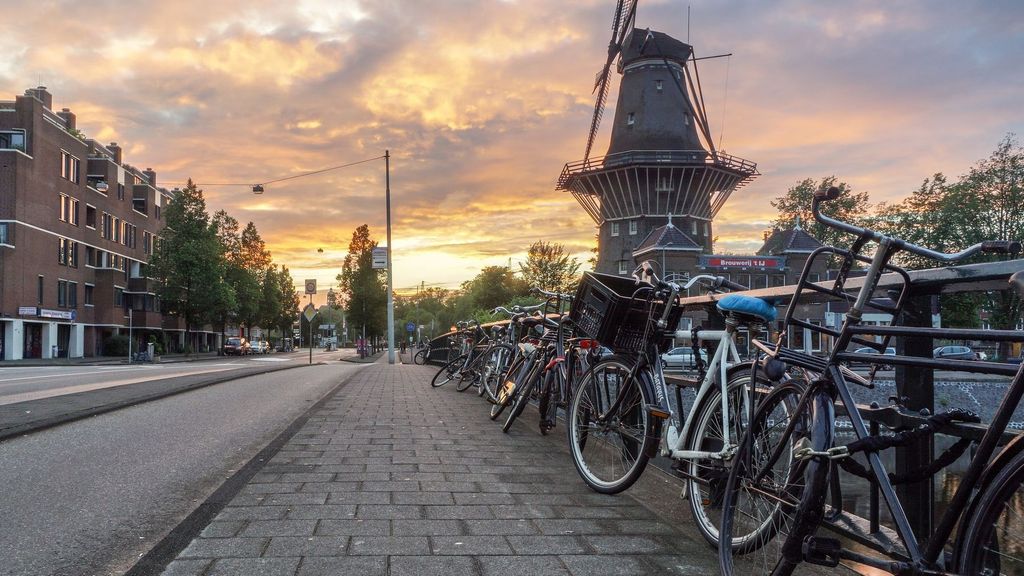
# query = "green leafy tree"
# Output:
<box><xmin>338</xmin><ymin>225</ymin><xmax>387</xmax><ymax>340</ymax></box>
<box><xmin>518</xmin><ymin>240</ymin><xmax>582</xmax><ymax>294</ymax></box>
<box><xmin>275</xmin><ymin>266</ymin><xmax>301</xmax><ymax>337</ymax></box>
<box><xmin>462</xmin><ymin>265</ymin><xmax>529</xmax><ymax>312</ymax></box>
<box><xmin>149</xmin><ymin>180</ymin><xmax>227</xmax><ymax>354</ymax></box>
<box><xmin>771</xmin><ymin>176</ymin><xmax>871</xmax><ymax>248</ymax></box>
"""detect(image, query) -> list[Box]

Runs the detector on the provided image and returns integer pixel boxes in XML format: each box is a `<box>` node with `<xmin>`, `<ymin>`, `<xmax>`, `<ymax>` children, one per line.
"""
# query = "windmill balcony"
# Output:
<box><xmin>557</xmin><ymin>149</ymin><xmax>757</xmax><ymax>189</ymax></box>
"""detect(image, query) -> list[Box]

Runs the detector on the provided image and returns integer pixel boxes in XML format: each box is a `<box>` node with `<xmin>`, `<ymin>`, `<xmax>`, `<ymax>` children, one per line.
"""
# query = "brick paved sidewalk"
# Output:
<box><xmin>161</xmin><ymin>361</ymin><xmax>718</xmax><ymax>576</ymax></box>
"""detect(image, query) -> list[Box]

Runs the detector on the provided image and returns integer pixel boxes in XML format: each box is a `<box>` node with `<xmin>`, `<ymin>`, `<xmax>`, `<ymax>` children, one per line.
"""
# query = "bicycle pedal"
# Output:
<box><xmin>802</xmin><ymin>536</ymin><xmax>841</xmax><ymax>567</ymax></box>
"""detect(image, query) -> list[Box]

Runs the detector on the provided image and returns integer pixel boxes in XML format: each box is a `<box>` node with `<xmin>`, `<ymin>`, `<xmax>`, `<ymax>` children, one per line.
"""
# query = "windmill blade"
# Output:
<box><xmin>583</xmin><ymin>0</ymin><xmax>638</xmax><ymax>163</ymax></box>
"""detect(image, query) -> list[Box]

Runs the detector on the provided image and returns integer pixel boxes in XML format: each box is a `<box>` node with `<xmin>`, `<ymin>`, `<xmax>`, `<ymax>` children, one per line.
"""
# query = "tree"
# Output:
<box><xmin>518</xmin><ymin>240</ymin><xmax>582</xmax><ymax>294</ymax></box>
<box><xmin>275</xmin><ymin>266</ymin><xmax>300</xmax><ymax>338</ymax></box>
<box><xmin>770</xmin><ymin>176</ymin><xmax>871</xmax><ymax>248</ymax></box>
<box><xmin>149</xmin><ymin>180</ymin><xmax>227</xmax><ymax>354</ymax></box>
<box><xmin>338</xmin><ymin>225</ymin><xmax>387</xmax><ymax>340</ymax></box>
<box><xmin>462</xmin><ymin>265</ymin><xmax>528</xmax><ymax>312</ymax></box>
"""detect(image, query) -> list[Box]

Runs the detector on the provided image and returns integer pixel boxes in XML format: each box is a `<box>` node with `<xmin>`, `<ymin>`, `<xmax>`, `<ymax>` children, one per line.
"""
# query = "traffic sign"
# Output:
<box><xmin>302</xmin><ymin>303</ymin><xmax>317</xmax><ymax>322</ymax></box>
<box><xmin>372</xmin><ymin>247</ymin><xmax>387</xmax><ymax>269</ymax></box>
<box><xmin>406</xmin><ymin>321</ymin><xmax>416</xmax><ymax>333</ymax></box>
<box><xmin>304</xmin><ymin>279</ymin><xmax>317</xmax><ymax>295</ymax></box>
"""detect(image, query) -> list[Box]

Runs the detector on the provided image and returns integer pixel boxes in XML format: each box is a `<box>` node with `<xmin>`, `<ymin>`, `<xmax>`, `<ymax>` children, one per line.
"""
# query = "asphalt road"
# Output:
<box><xmin>0</xmin><ymin>351</ymin><xmax>337</xmax><ymax>406</ymax></box>
<box><xmin>0</xmin><ymin>361</ymin><xmax>365</xmax><ymax>576</ymax></box>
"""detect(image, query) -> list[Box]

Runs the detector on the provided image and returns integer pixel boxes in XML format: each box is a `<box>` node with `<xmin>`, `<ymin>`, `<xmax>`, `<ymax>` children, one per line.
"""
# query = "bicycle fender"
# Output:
<box><xmin>639</xmin><ymin>365</ymin><xmax>673</xmax><ymax>419</ymax></box>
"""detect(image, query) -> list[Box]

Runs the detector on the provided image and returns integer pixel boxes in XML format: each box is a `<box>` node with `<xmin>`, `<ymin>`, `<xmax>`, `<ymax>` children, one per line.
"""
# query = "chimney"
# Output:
<box><xmin>58</xmin><ymin>107</ymin><xmax>76</xmax><ymax>130</ymax></box>
<box><xmin>763</xmin><ymin>230</ymin><xmax>770</xmax><ymax>242</ymax></box>
<box><xmin>143</xmin><ymin>168</ymin><xmax>157</xmax><ymax>186</ymax></box>
<box><xmin>25</xmin><ymin>86</ymin><xmax>53</xmax><ymax>109</ymax></box>
<box><xmin>108</xmin><ymin>142</ymin><xmax>122</xmax><ymax>164</ymax></box>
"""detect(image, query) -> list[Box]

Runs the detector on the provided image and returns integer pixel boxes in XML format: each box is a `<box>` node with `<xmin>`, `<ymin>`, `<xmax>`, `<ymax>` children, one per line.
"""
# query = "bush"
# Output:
<box><xmin>103</xmin><ymin>334</ymin><xmax>130</xmax><ymax>356</ymax></box>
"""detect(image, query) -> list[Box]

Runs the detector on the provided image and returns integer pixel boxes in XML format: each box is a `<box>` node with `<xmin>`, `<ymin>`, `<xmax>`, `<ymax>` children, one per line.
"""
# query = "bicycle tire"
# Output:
<box><xmin>413</xmin><ymin>349</ymin><xmax>428</xmax><ymax>365</ymax></box>
<box><xmin>537</xmin><ymin>367</ymin><xmax>557</xmax><ymax>435</ymax></box>
<box><xmin>684</xmin><ymin>369</ymin><xmax>761</xmax><ymax>549</ymax></box>
<box><xmin>480</xmin><ymin>343</ymin><xmax>515</xmax><ymax>401</ymax></box>
<box><xmin>490</xmin><ymin>355</ymin><xmax>526</xmax><ymax>420</ymax></box>
<box><xmin>455</xmin><ymin>354</ymin><xmax>481</xmax><ymax>392</ymax></box>
<box><xmin>718</xmin><ymin>382</ymin><xmax>832</xmax><ymax>575</ymax></box>
<box><xmin>566</xmin><ymin>355</ymin><xmax>658</xmax><ymax>494</ymax></box>
<box><xmin>430</xmin><ymin>354</ymin><xmax>466</xmax><ymax>388</ymax></box>
<box><xmin>956</xmin><ymin>447</ymin><xmax>1024</xmax><ymax>575</ymax></box>
<box><xmin>503</xmin><ymin>362</ymin><xmax>542</xmax><ymax>433</ymax></box>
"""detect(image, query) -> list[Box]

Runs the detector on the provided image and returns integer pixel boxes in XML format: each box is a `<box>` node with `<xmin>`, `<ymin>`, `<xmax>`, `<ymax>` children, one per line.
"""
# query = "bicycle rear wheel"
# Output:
<box><xmin>718</xmin><ymin>381</ymin><xmax>831</xmax><ymax>575</ymax></box>
<box><xmin>480</xmin><ymin>344</ymin><xmax>515</xmax><ymax>401</ymax></box>
<box><xmin>413</xmin><ymin>349</ymin><xmax>428</xmax><ymax>365</ymax></box>
<box><xmin>956</xmin><ymin>448</ymin><xmax>1024</xmax><ymax>575</ymax></box>
<box><xmin>502</xmin><ymin>362</ymin><xmax>542</xmax><ymax>433</ymax></box>
<box><xmin>566</xmin><ymin>355</ymin><xmax>658</xmax><ymax>494</ymax></box>
<box><xmin>455</xmin><ymin>352</ymin><xmax>483</xmax><ymax>392</ymax></box>
<box><xmin>431</xmin><ymin>354</ymin><xmax>466</xmax><ymax>388</ymax></box>
<box><xmin>490</xmin><ymin>355</ymin><xmax>526</xmax><ymax>420</ymax></box>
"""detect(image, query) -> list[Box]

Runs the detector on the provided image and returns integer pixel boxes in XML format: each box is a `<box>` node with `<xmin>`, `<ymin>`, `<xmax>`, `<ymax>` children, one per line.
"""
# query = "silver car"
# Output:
<box><xmin>661</xmin><ymin>346</ymin><xmax>710</xmax><ymax>370</ymax></box>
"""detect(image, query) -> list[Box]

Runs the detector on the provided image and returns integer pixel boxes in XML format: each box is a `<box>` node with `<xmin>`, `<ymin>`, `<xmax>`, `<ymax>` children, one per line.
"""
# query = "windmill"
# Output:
<box><xmin>557</xmin><ymin>1</ymin><xmax>759</xmax><ymax>275</ymax></box>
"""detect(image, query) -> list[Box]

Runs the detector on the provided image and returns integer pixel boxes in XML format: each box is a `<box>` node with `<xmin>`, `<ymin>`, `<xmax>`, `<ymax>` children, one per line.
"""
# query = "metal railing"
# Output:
<box><xmin>556</xmin><ymin>149</ymin><xmax>759</xmax><ymax>189</ymax></box>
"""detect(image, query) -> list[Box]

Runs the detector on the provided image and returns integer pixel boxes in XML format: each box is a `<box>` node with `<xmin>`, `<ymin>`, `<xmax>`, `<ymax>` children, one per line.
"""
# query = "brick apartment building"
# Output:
<box><xmin>0</xmin><ymin>86</ymin><xmax>218</xmax><ymax>359</ymax></box>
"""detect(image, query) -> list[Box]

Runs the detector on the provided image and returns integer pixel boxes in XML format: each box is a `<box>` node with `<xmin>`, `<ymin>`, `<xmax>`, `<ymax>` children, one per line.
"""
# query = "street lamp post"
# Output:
<box><xmin>385</xmin><ymin>150</ymin><xmax>395</xmax><ymax>364</ymax></box>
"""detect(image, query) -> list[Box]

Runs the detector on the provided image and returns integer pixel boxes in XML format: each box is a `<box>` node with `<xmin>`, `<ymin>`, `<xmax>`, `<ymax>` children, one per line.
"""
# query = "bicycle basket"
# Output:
<box><xmin>569</xmin><ymin>272</ymin><xmax>681</xmax><ymax>354</ymax></box>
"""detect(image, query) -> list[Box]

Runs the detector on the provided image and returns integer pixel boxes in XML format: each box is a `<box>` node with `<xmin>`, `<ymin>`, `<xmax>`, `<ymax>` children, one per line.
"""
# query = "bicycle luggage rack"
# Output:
<box><xmin>570</xmin><ymin>271</ymin><xmax>682</xmax><ymax>354</ymax></box>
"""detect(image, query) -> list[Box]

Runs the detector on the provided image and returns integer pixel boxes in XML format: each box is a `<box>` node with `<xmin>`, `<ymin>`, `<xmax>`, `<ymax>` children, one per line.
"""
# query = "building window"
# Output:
<box><xmin>629</xmin><ymin>220</ymin><xmax>637</xmax><ymax>235</ymax></box>
<box><xmin>38</xmin><ymin>275</ymin><xmax>44</xmax><ymax>304</ymax></box>
<box><xmin>626</xmin><ymin>112</ymin><xmax>635</xmax><ymax>126</ymax></box>
<box><xmin>0</xmin><ymin>130</ymin><xmax>26</xmax><ymax>151</ymax></box>
<box><xmin>618</xmin><ymin>261</ymin><xmax>628</xmax><ymax>275</ymax></box>
<box><xmin>143</xmin><ymin>231</ymin><xmax>152</xmax><ymax>255</ymax></box>
<box><xmin>114</xmin><ymin>286</ymin><xmax>124</xmax><ymax>307</ymax></box>
<box><xmin>57</xmin><ymin>279</ymin><xmax>67</xmax><ymax>307</ymax></box>
<box><xmin>59</xmin><ymin>194</ymin><xmax>79</xmax><ymax>223</ymax></box>
<box><xmin>155</xmin><ymin>204</ymin><xmax>161</xmax><ymax>220</ymax></box>
<box><xmin>84</xmin><ymin>284</ymin><xmax>94</xmax><ymax>306</ymax></box>
<box><xmin>60</xmin><ymin>150</ymin><xmax>80</xmax><ymax>183</ymax></box>
<box><xmin>85</xmin><ymin>205</ymin><xmax>96</xmax><ymax>228</ymax></box>
<box><xmin>691</xmin><ymin>220</ymin><xmax>698</xmax><ymax>235</ymax></box>
<box><xmin>117</xmin><ymin>183</ymin><xmax>125</xmax><ymax>200</ymax></box>
<box><xmin>610</xmin><ymin>222</ymin><xmax>620</xmax><ymax>237</ymax></box>
<box><xmin>58</xmin><ymin>238</ymin><xmax>77</xmax><ymax>267</ymax></box>
<box><xmin>68</xmin><ymin>282</ymin><xmax>77</xmax><ymax>308</ymax></box>
<box><xmin>0</xmin><ymin>222</ymin><xmax>10</xmax><ymax>246</ymax></box>
<box><xmin>703</xmin><ymin>222</ymin><xmax>708</xmax><ymax>236</ymax></box>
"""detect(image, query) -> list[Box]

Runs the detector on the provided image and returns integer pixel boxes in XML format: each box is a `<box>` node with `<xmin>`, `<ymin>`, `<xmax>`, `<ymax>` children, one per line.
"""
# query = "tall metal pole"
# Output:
<box><xmin>308</xmin><ymin>293</ymin><xmax>313</xmax><ymax>366</ymax></box>
<box><xmin>385</xmin><ymin>149</ymin><xmax>395</xmax><ymax>364</ymax></box>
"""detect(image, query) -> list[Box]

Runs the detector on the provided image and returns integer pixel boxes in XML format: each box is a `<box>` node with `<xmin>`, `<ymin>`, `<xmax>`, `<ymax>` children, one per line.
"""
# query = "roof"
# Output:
<box><xmin>632</xmin><ymin>222</ymin><xmax>703</xmax><ymax>257</ymax></box>
<box><xmin>620</xmin><ymin>29</ymin><xmax>692</xmax><ymax>67</ymax></box>
<box><xmin>756</xmin><ymin>227</ymin><xmax>823</xmax><ymax>256</ymax></box>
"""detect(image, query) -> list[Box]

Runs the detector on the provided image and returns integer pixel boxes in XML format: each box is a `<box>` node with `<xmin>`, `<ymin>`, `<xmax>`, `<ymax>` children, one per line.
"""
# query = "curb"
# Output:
<box><xmin>0</xmin><ymin>362</ymin><xmax>326</xmax><ymax>442</ymax></box>
<box><xmin>124</xmin><ymin>367</ymin><xmax>362</xmax><ymax>576</ymax></box>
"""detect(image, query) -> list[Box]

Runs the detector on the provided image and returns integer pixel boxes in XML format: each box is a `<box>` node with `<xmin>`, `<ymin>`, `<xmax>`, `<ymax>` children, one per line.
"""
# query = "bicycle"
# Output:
<box><xmin>718</xmin><ymin>186</ymin><xmax>1023</xmax><ymax>576</ymax></box>
<box><xmin>429</xmin><ymin>321</ymin><xmax>486</xmax><ymax>389</ymax></box>
<box><xmin>564</xmin><ymin>265</ymin><xmax>790</xmax><ymax>549</ymax></box>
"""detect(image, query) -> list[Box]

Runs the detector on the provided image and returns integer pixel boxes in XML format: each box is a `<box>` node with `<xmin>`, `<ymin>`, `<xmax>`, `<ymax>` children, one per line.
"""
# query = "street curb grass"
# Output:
<box><xmin>123</xmin><ymin>367</ymin><xmax>362</xmax><ymax>576</ymax></box>
<box><xmin>0</xmin><ymin>362</ymin><xmax>327</xmax><ymax>442</ymax></box>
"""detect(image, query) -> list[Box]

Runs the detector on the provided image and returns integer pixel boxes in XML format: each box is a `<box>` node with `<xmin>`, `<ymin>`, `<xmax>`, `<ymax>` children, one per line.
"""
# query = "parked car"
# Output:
<box><xmin>852</xmin><ymin>346</ymin><xmax>896</xmax><ymax>369</ymax></box>
<box><xmin>224</xmin><ymin>337</ymin><xmax>250</xmax><ymax>356</ymax></box>
<box><xmin>933</xmin><ymin>345</ymin><xmax>978</xmax><ymax>361</ymax></box>
<box><xmin>661</xmin><ymin>346</ymin><xmax>710</xmax><ymax>371</ymax></box>
<box><xmin>250</xmin><ymin>340</ymin><xmax>269</xmax><ymax>354</ymax></box>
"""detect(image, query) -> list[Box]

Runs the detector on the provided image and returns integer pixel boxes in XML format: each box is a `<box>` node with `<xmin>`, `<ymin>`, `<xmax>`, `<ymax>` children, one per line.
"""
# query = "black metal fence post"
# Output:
<box><xmin>894</xmin><ymin>292</ymin><xmax>935</xmax><ymax>540</ymax></box>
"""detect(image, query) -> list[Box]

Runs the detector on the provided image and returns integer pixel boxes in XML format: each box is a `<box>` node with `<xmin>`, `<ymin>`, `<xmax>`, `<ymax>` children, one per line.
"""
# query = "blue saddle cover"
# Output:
<box><xmin>716</xmin><ymin>294</ymin><xmax>777</xmax><ymax>323</ymax></box>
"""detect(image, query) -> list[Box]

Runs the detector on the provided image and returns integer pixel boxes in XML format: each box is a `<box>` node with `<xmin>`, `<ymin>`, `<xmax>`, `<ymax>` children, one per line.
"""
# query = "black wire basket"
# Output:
<box><xmin>569</xmin><ymin>271</ymin><xmax>681</xmax><ymax>354</ymax></box>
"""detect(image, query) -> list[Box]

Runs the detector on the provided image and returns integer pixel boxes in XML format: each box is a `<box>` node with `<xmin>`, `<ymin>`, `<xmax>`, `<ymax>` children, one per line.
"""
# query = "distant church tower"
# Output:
<box><xmin>558</xmin><ymin>18</ymin><xmax>758</xmax><ymax>276</ymax></box>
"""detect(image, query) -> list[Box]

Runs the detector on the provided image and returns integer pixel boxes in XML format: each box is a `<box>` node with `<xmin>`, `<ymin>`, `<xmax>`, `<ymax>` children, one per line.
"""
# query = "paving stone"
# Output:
<box><xmin>159</xmin><ymin>559</ymin><xmax>212</xmax><ymax>576</ymax></box>
<box><xmin>608</xmin><ymin>519</ymin><xmax>676</xmax><ymax>534</ymax></box>
<box><xmin>263</xmin><ymin>535</ymin><xmax>347</xmax><ymax>556</ymax></box>
<box><xmin>464</xmin><ymin>519</ymin><xmax>539</xmax><ymax>536</ymax></box>
<box><xmin>258</xmin><ymin>493</ymin><xmax>329</xmax><ymax>506</ymax></box>
<box><xmin>478</xmin><ymin>556</ymin><xmax>570</xmax><ymax>576</ymax></box>
<box><xmin>206</xmin><ymin>557</ymin><xmax>300</xmax><ymax>575</ymax></box>
<box><xmin>179</xmin><ymin>537</ymin><xmax>268</xmax><ymax>558</ymax></box>
<box><xmin>390</xmin><ymin>555</ymin><xmax>477</xmax><ymax>576</ymax></box>
<box><xmin>199</xmin><ymin>521</ymin><xmax>246</xmax><ymax>538</ymax></box>
<box><xmin>215</xmin><ymin>506</ymin><xmax>289</xmax><ymax>522</ymax></box>
<box><xmin>315</xmin><ymin>519</ymin><xmax>390</xmax><ymax>536</ymax></box>
<box><xmin>533</xmin><ymin>519</ymin><xmax>607</xmax><ymax>535</ymax></box>
<box><xmin>355</xmin><ymin>504</ymin><xmax>423</xmax><ymax>519</ymax></box>
<box><xmin>454</xmin><ymin>492</ymin><xmax>516</xmax><ymax>505</ymax></box>
<box><xmin>429</xmin><ymin>536</ymin><xmax>514</xmax><ymax>556</ymax></box>
<box><xmin>392</xmin><ymin>491</ymin><xmax>455</xmax><ymax>505</ymax></box>
<box><xmin>560</xmin><ymin>554</ymin><xmax>652</xmax><ymax>576</ymax></box>
<box><xmin>645</xmin><ymin>554</ymin><xmax>718</xmax><ymax>575</ymax></box>
<box><xmin>360</xmin><ymin>480</ymin><xmax>420</xmax><ymax>492</ymax></box>
<box><xmin>392</xmin><ymin>519</ymin><xmax>465</xmax><ymax>536</ymax></box>
<box><xmin>295</xmin><ymin>556</ymin><xmax>388</xmax><ymax>576</ymax></box>
<box><xmin>424</xmin><ymin>505</ymin><xmax>495</xmax><ymax>520</ymax></box>
<box><xmin>505</xmin><ymin>536</ymin><xmax>589</xmax><ymax>555</ymax></box>
<box><xmin>490</xmin><ymin>504</ymin><xmax>558</xmax><ymax>519</ymax></box>
<box><xmin>583</xmin><ymin>535</ymin><xmax>670</xmax><ymax>554</ymax></box>
<box><xmin>240</xmin><ymin>482</ymin><xmax>303</xmax><ymax>494</ymax></box>
<box><xmin>325</xmin><ymin>491</ymin><xmax>390</xmax><ymax>505</ymax></box>
<box><xmin>347</xmin><ymin>536</ymin><xmax>431</xmax><ymax>555</ymax></box>
<box><xmin>285</xmin><ymin>504</ymin><xmax>357</xmax><ymax>519</ymax></box>
<box><xmin>420</xmin><ymin>481</ymin><xmax>480</xmax><ymax>492</ymax></box>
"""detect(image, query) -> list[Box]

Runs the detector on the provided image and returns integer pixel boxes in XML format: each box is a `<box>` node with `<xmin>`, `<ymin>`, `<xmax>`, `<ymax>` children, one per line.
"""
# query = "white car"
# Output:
<box><xmin>661</xmin><ymin>346</ymin><xmax>710</xmax><ymax>370</ymax></box>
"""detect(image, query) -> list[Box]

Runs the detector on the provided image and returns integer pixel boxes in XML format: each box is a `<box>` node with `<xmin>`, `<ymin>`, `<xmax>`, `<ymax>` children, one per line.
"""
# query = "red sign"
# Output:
<box><xmin>704</xmin><ymin>256</ymin><xmax>783</xmax><ymax>269</ymax></box>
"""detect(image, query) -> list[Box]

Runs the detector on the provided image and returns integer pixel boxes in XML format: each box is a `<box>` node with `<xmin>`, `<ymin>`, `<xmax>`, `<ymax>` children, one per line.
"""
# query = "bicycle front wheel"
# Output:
<box><xmin>718</xmin><ymin>380</ymin><xmax>829</xmax><ymax>575</ymax></box>
<box><xmin>566</xmin><ymin>355</ymin><xmax>658</xmax><ymax>494</ymax></box>
<box><xmin>413</xmin><ymin>349</ymin><xmax>428</xmax><ymax>365</ymax></box>
<box><xmin>957</xmin><ymin>447</ymin><xmax>1024</xmax><ymax>575</ymax></box>
<box><xmin>431</xmin><ymin>355</ymin><xmax>466</xmax><ymax>388</ymax></box>
<box><xmin>480</xmin><ymin>344</ymin><xmax>515</xmax><ymax>401</ymax></box>
<box><xmin>455</xmin><ymin>353</ymin><xmax>483</xmax><ymax>392</ymax></box>
<box><xmin>502</xmin><ymin>362</ymin><xmax>541</xmax><ymax>433</ymax></box>
<box><xmin>490</xmin><ymin>355</ymin><xmax>525</xmax><ymax>420</ymax></box>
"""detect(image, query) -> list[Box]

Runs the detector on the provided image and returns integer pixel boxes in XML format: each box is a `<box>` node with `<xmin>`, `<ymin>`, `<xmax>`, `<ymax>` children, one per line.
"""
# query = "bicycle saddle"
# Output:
<box><xmin>716</xmin><ymin>294</ymin><xmax>777</xmax><ymax>324</ymax></box>
<box><xmin>1011</xmin><ymin>270</ymin><xmax>1024</xmax><ymax>298</ymax></box>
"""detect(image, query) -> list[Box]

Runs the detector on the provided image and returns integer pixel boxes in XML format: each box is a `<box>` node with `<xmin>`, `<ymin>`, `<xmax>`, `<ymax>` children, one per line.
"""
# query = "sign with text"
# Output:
<box><xmin>39</xmin><ymin>308</ymin><xmax>73</xmax><ymax>320</ymax></box>
<box><xmin>372</xmin><ymin>247</ymin><xmax>388</xmax><ymax>269</ymax></box>
<box><xmin>304</xmin><ymin>279</ymin><xmax>317</xmax><ymax>295</ymax></box>
<box><xmin>18</xmin><ymin>306</ymin><xmax>38</xmax><ymax>316</ymax></box>
<box><xmin>699</xmin><ymin>255</ymin><xmax>785</xmax><ymax>270</ymax></box>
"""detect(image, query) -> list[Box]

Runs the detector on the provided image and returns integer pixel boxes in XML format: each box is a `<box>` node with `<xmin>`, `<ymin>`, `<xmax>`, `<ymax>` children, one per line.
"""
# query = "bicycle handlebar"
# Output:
<box><xmin>813</xmin><ymin>186</ymin><xmax>1022</xmax><ymax>262</ymax></box>
<box><xmin>530</xmin><ymin>286</ymin><xmax>574</xmax><ymax>301</ymax></box>
<box><xmin>682</xmin><ymin>274</ymin><xmax>746</xmax><ymax>293</ymax></box>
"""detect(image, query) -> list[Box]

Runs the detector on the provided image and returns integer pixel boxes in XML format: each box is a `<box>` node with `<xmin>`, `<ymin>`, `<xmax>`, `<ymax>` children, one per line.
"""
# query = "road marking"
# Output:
<box><xmin>249</xmin><ymin>357</ymin><xmax>292</xmax><ymax>362</ymax></box>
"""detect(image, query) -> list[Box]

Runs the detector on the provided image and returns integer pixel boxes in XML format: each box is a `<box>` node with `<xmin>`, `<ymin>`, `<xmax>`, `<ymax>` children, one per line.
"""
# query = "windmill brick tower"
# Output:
<box><xmin>557</xmin><ymin>1</ymin><xmax>758</xmax><ymax>277</ymax></box>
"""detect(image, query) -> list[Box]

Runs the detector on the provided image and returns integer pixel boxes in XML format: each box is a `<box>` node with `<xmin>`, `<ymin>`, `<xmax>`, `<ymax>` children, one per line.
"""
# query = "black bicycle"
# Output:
<box><xmin>718</xmin><ymin>186</ymin><xmax>1024</xmax><ymax>576</ymax></box>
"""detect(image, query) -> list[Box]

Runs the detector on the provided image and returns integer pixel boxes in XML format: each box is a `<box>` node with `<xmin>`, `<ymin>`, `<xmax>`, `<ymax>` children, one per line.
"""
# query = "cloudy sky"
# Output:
<box><xmin>2</xmin><ymin>0</ymin><xmax>1022</xmax><ymax>299</ymax></box>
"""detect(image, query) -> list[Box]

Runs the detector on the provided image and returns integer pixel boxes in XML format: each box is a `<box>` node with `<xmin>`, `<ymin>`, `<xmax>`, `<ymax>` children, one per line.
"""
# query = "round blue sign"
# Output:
<box><xmin>70</xmin><ymin>309</ymin><xmax>77</xmax><ymax>322</ymax></box>
<box><xmin>406</xmin><ymin>322</ymin><xmax>416</xmax><ymax>333</ymax></box>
